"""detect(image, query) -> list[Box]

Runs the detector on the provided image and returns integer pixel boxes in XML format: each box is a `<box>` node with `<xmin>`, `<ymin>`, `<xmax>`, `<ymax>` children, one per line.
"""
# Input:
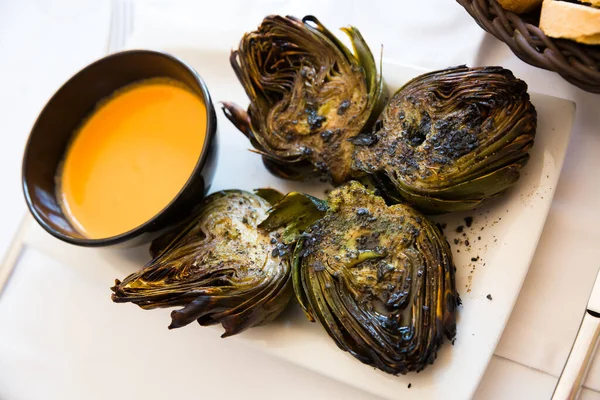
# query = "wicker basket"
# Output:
<box><xmin>457</xmin><ymin>0</ymin><xmax>600</xmax><ymax>93</ymax></box>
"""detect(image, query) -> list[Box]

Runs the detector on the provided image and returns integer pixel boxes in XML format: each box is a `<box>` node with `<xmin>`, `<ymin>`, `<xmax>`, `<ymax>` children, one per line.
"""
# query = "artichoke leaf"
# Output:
<box><xmin>112</xmin><ymin>190</ymin><xmax>293</xmax><ymax>337</ymax></box>
<box><xmin>258</xmin><ymin>191</ymin><xmax>328</xmax><ymax>244</ymax></box>
<box><xmin>291</xmin><ymin>240</ymin><xmax>314</xmax><ymax>321</ymax></box>
<box><xmin>224</xmin><ymin>15</ymin><xmax>385</xmax><ymax>184</ymax></box>
<box><xmin>254</xmin><ymin>188</ymin><xmax>286</xmax><ymax>206</ymax></box>
<box><xmin>352</xmin><ymin>65</ymin><xmax>537</xmax><ymax>213</ymax></box>
<box><xmin>269</xmin><ymin>181</ymin><xmax>458</xmax><ymax>374</ymax></box>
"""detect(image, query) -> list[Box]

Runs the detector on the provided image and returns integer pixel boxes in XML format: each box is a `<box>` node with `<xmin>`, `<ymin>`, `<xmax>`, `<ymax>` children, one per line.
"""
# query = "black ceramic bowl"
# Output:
<box><xmin>22</xmin><ymin>50</ymin><xmax>218</xmax><ymax>247</ymax></box>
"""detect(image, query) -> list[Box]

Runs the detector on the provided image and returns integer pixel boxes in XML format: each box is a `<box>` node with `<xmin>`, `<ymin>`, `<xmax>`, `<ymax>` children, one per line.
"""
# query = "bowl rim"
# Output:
<box><xmin>21</xmin><ymin>49</ymin><xmax>217</xmax><ymax>247</ymax></box>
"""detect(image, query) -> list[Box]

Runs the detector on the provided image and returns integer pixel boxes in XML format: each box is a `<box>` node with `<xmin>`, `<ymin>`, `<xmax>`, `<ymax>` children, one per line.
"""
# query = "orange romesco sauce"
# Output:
<box><xmin>58</xmin><ymin>79</ymin><xmax>206</xmax><ymax>239</ymax></box>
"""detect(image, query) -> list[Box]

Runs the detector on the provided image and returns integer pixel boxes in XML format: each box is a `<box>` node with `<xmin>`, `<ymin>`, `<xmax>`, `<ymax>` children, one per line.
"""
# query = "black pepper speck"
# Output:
<box><xmin>337</xmin><ymin>99</ymin><xmax>351</xmax><ymax>115</ymax></box>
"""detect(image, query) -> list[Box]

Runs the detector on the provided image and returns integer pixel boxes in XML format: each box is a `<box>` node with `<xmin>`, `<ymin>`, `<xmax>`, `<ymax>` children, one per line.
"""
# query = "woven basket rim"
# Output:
<box><xmin>457</xmin><ymin>0</ymin><xmax>600</xmax><ymax>94</ymax></box>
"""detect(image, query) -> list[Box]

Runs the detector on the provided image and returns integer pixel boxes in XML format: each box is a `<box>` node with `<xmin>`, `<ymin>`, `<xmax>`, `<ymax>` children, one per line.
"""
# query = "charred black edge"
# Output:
<box><xmin>221</xmin><ymin>101</ymin><xmax>253</xmax><ymax>140</ymax></box>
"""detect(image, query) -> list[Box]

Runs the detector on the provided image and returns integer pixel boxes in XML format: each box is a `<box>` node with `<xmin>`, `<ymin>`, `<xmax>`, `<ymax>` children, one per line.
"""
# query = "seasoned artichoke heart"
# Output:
<box><xmin>111</xmin><ymin>190</ymin><xmax>292</xmax><ymax>338</ymax></box>
<box><xmin>353</xmin><ymin>66</ymin><xmax>537</xmax><ymax>213</ymax></box>
<box><xmin>223</xmin><ymin>15</ymin><xmax>384</xmax><ymax>184</ymax></box>
<box><xmin>260</xmin><ymin>181</ymin><xmax>458</xmax><ymax>374</ymax></box>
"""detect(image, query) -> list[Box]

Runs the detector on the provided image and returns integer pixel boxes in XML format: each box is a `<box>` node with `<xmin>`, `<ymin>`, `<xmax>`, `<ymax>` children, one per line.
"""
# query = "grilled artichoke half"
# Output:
<box><xmin>223</xmin><ymin>15</ymin><xmax>384</xmax><ymax>184</ymax></box>
<box><xmin>259</xmin><ymin>181</ymin><xmax>458</xmax><ymax>374</ymax></box>
<box><xmin>352</xmin><ymin>66</ymin><xmax>537</xmax><ymax>213</ymax></box>
<box><xmin>111</xmin><ymin>190</ymin><xmax>292</xmax><ymax>338</ymax></box>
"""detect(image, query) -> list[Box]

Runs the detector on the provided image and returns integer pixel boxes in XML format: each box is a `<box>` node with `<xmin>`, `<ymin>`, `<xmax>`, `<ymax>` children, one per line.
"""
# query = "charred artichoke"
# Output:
<box><xmin>260</xmin><ymin>181</ymin><xmax>458</xmax><ymax>374</ymax></box>
<box><xmin>223</xmin><ymin>15</ymin><xmax>384</xmax><ymax>184</ymax></box>
<box><xmin>352</xmin><ymin>66</ymin><xmax>537</xmax><ymax>213</ymax></box>
<box><xmin>111</xmin><ymin>190</ymin><xmax>292</xmax><ymax>337</ymax></box>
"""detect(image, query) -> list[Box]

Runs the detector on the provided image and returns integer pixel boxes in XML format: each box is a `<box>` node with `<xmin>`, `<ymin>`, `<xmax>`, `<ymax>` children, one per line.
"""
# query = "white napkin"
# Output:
<box><xmin>128</xmin><ymin>0</ymin><xmax>600</xmax><ymax>392</ymax></box>
<box><xmin>476</xmin><ymin>28</ymin><xmax>600</xmax><ymax>395</ymax></box>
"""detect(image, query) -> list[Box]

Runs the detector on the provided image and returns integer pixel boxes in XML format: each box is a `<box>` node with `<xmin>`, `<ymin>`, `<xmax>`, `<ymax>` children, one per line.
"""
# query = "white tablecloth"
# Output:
<box><xmin>1</xmin><ymin>0</ymin><xmax>599</xmax><ymax>398</ymax></box>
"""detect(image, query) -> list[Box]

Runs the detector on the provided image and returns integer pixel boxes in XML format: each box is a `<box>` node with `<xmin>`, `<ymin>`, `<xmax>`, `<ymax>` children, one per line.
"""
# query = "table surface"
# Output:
<box><xmin>1</xmin><ymin>1</ymin><xmax>599</xmax><ymax>399</ymax></box>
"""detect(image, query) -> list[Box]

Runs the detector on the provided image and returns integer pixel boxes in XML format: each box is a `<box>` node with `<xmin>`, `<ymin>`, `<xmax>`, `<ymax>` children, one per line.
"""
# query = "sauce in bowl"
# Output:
<box><xmin>58</xmin><ymin>79</ymin><xmax>206</xmax><ymax>239</ymax></box>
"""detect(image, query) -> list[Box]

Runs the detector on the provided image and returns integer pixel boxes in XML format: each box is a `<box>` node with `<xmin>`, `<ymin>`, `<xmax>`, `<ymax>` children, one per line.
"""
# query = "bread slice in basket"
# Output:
<box><xmin>539</xmin><ymin>0</ymin><xmax>600</xmax><ymax>45</ymax></box>
<box><xmin>496</xmin><ymin>0</ymin><xmax>543</xmax><ymax>13</ymax></box>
